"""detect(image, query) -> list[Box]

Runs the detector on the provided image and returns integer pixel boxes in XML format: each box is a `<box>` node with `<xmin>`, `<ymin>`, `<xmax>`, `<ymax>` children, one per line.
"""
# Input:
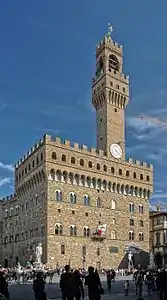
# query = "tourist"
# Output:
<box><xmin>85</xmin><ymin>266</ymin><xmax>104</xmax><ymax>300</ymax></box>
<box><xmin>106</xmin><ymin>270</ymin><xmax>111</xmax><ymax>290</ymax></box>
<box><xmin>67</xmin><ymin>269</ymin><xmax>84</xmax><ymax>300</ymax></box>
<box><xmin>0</xmin><ymin>272</ymin><xmax>9</xmax><ymax>300</ymax></box>
<box><xmin>59</xmin><ymin>265</ymin><xmax>72</xmax><ymax>300</ymax></box>
<box><xmin>124</xmin><ymin>280</ymin><xmax>129</xmax><ymax>296</ymax></box>
<box><xmin>33</xmin><ymin>271</ymin><xmax>46</xmax><ymax>300</ymax></box>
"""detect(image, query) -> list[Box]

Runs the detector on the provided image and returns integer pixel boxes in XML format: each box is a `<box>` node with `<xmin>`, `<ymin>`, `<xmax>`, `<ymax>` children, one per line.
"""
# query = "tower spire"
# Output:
<box><xmin>106</xmin><ymin>23</ymin><xmax>113</xmax><ymax>38</ymax></box>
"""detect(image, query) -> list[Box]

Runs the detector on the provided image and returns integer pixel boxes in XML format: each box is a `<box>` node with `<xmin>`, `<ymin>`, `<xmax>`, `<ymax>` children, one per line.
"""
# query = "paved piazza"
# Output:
<box><xmin>8</xmin><ymin>275</ymin><xmax>158</xmax><ymax>300</ymax></box>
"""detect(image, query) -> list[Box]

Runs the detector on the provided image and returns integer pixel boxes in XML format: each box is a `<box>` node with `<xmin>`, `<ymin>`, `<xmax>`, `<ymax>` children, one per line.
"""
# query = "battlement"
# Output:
<box><xmin>96</xmin><ymin>36</ymin><xmax>123</xmax><ymax>55</ymax></box>
<box><xmin>1</xmin><ymin>193</ymin><xmax>16</xmax><ymax>203</ymax></box>
<box><xmin>15</xmin><ymin>138</ymin><xmax>44</xmax><ymax>169</ymax></box>
<box><xmin>92</xmin><ymin>68</ymin><xmax>129</xmax><ymax>87</ymax></box>
<box><xmin>44</xmin><ymin>134</ymin><xmax>153</xmax><ymax>170</ymax></box>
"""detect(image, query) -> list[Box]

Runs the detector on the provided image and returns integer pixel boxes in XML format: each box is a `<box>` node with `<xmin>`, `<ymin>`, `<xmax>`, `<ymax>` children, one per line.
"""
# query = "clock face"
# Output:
<box><xmin>110</xmin><ymin>144</ymin><xmax>122</xmax><ymax>159</ymax></box>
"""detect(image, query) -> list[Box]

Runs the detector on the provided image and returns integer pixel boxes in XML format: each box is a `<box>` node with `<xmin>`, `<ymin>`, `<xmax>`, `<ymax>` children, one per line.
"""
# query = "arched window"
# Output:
<box><xmin>111</xmin><ymin>230</ymin><xmax>116</xmax><ymax>240</ymax></box>
<box><xmin>119</xmin><ymin>169</ymin><xmax>122</xmax><ymax>175</ymax></box>
<box><xmin>140</xmin><ymin>220</ymin><xmax>144</xmax><ymax>227</ymax></box>
<box><xmin>83</xmin><ymin>195</ymin><xmax>90</xmax><ymax>206</ymax></box>
<box><xmin>130</xmin><ymin>218</ymin><xmax>134</xmax><ymax>226</ymax></box>
<box><xmin>55</xmin><ymin>190</ymin><xmax>62</xmax><ymax>201</ymax></box>
<box><xmin>62</xmin><ymin>154</ymin><xmax>66</xmax><ymax>162</ymax></box>
<box><xmin>97</xmin><ymin>163</ymin><xmax>100</xmax><ymax>170</ymax></box>
<box><xmin>52</xmin><ymin>152</ymin><xmax>57</xmax><ymax>160</ymax></box>
<box><xmin>61</xmin><ymin>244</ymin><xmax>65</xmax><ymax>255</ymax></box>
<box><xmin>129</xmin><ymin>202</ymin><xmax>134</xmax><ymax>213</ymax></box>
<box><xmin>70</xmin><ymin>225</ymin><xmax>77</xmax><ymax>236</ymax></box>
<box><xmin>71</xmin><ymin>157</ymin><xmax>75</xmax><ymax>164</ymax></box>
<box><xmin>96</xmin><ymin>198</ymin><xmax>101</xmax><ymax>208</ymax></box>
<box><xmin>139</xmin><ymin>204</ymin><xmax>144</xmax><ymax>214</ymax></box>
<box><xmin>80</xmin><ymin>159</ymin><xmax>84</xmax><ymax>166</ymax></box>
<box><xmin>15</xmin><ymin>206</ymin><xmax>19</xmax><ymax>216</ymax></box>
<box><xmin>111</xmin><ymin>200</ymin><xmax>116</xmax><ymax>210</ymax></box>
<box><xmin>88</xmin><ymin>161</ymin><xmax>92</xmax><ymax>168</ymax></box>
<box><xmin>140</xmin><ymin>174</ymin><xmax>143</xmax><ymax>180</ymax></box>
<box><xmin>70</xmin><ymin>192</ymin><xmax>76</xmax><ymax>204</ymax></box>
<box><xmin>103</xmin><ymin>165</ymin><xmax>107</xmax><ymax>172</ymax></box>
<box><xmin>97</xmin><ymin>248</ymin><xmax>100</xmax><ymax>256</ymax></box>
<box><xmin>83</xmin><ymin>227</ymin><xmax>90</xmax><ymax>237</ymax></box>
<box><xmin>10</xmin><ymin>208</ymin><xmax>14</xmax><ymax>216</ymax></box>
<box><xmin>129</xmin><ymin>230</ymin><xmax>134</xmax><ymax>241</ymax></box>
<box><xmin>139</xmin><ymin>232</ymin><xmax>144</xmax><ymax>242</ymax></box>
<box><xmin>126</xmin><ymin>170</ymin><xmax>130</xmax><ymax>177</ymax></box>
<box><xmin>108</xmin><ymin>54</ymin><xmax>119</xmax><ymax>71</ymax></box>
<box><xmin>146</xmin><ymin>175</ymin><xmax>150</xmax><ymax>182</ymax></box>
<box><xmin>111</xmin><ymin>167</ymin><xmax>115</xmax><ymax>174</ymax></box>
<box><xmin>4</xmin><ymin>209</ymin><xmax>9</xmax><ymax>218</ymax></box>
<box><xmin>55</xmin><ymin>224</ymin><xmax>63</xmax><ymax>235</ymax></box>
<box><xmin>133</xmin><ymin>172</ymin><xmax>137</xmax><ymax>179</ymax></box>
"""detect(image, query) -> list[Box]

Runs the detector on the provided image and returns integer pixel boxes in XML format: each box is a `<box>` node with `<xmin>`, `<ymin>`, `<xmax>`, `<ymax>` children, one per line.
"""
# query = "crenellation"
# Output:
<box><xmin>74</xmin><ymin>143</ymin><xmax>79</xmax><ymax>149</ymax></box>
<box><xmin>90</xmin><ymin>147</ymin><xmax>97</xmax><ymax>155</ymax></box>
<box><xmin>64</xmin><ymin>140</ymin><xmax>70</xmax><ymax>147</ymax></box>
<box><xmin>81</xmin><ymin>144</ymin><xmax>88</xmax><ymax>151</ymax></box>
<box><xmin>55</xmin><ymin>137</ymin><xmax>61</xmax><ymax>144</ymax></box>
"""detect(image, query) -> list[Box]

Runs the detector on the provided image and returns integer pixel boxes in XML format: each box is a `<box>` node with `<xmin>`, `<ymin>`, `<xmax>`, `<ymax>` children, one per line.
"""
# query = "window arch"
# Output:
<box><xmin>129</xmin><ymin>230</ymin><xmax>134</xmax><ymax>241</ymax></box>
<box><xmin>55</xmin><ymin>190</ymin><xmax>62</xmax><ymax>201</ymax></box>
<box><xmin>52</xmin><ymin>152</ymin><xmax>57</xmax><ymax>160</ymax></box>
<box><xmin>129</xmin><ymin>202</ymin><xmax>134</xmax><ymax>213</ymax></box>
<box><xmin>70</xmin><ymin>225</ymin><xmax>77</xmax><ymax>236</ymax></box>
<box><xmin>83</xmin><ymin>226</ymin><xmax>90</xmax><ymax>237</ymax></box>
<box><xmin>71</xmin><ymin>157</ymin><xmax>75</xmax><ymax>164</ymax></box>
<box><xmin>80</xmin><ymin>159</ymin><xmax>84</xmax><ymax>166</ymax></box>
<box><xmin>83</xmin><ymin>195</ymin><xmax>90</xmax><ymax>206</ymax></box>
<box><xmin>96</xmin><ymin>198</ymin><xmax>101</xmax><ymax>208</ymax></box>
<box><xmin>108</xmin><ymin>54</ymin><xmax>119</xmax><ymax>71</ymax></box>
<box><xmin>140</xmin><ymin>220</ymin><xmax>144</xmax><ymax>227</ymax></box>
<box><xmin>146</xmin><ymin>175</ymin><xmax>150</xmax><ymax>182</ymax></box>
<box><xmin>70</xmin><ymin>192</ymin><xmax>76</xmax><ymax>204</ymax></box>
<box><xmin>111</xmin><ymin>167</ymin><xmax>115</xmax><ymax>174</ymax></box>
<box><xmin>111</xmin><ymin>200</ymin><xmax>116</xmax><ymax>210</ymax></box>
<box><xmin>119</xmin><ymin>169</ymin><xmax>122</xmax><ymax>175</ymax></box>
<box><xmin>130</xmin><ymin>218</ymin><xmax>134</xmax><ymax>226</ymax></box>
<box><xmin>111</xmin><ymin>230</ymin><xmax>117</xmax><ymax>240</ymax></box>
<box><xmin>139</xmin><ymin>232</ymin><xmax>144</xmax><ymax>241</ymax></box>
<box><xmin>139</xmin><ymin>204</ymin><xmax>144</xmax><ymax>214</ymax></box>
<box><xmin>88</xmin><ymin>161</ymin><xmax>92</xmax><ymax>168</ymax></box>
<box><xmin>62</xmin><ymin>154</ymin><xmax>66</xmax><ymax>162</ymax></box>
<box><xmin>97</xmin><ymin>163</ymin><xmax>100</xmax><ymax>170</ymax></box>
<box><xmin>133</xmin><ymin>172</ymin><xmax>137</xmax><ymax>179</ymax></box>
<box><xmin>103</xmin><ymin>165</ymin><xmax>107</xmax><ymax>172</ymax></box>
<box><xmin>61</xmin><ymin>244</ymin><xmax>65</xmax><ymax>255</ymax></box>
<box><xmin>126</xmin><ymin>170</ymin><xmax>130</xmax><ymax>177</ymax></box>
<box><xmin>55</xmin><ymin>224</ymin><xmax>63</xmax><ymax>235</ymax></box>
<box><xmin>140</xmin><ymin>174</ymin><xmax>143</xmax><ymax>180</ymax></box>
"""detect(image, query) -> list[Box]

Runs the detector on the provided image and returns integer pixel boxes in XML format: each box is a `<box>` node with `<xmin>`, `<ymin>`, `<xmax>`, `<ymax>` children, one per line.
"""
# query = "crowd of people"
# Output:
<box><xmin>0</xmin><ymin>263</ymin><xmax>167</xmax><ymax>300</ymax></box>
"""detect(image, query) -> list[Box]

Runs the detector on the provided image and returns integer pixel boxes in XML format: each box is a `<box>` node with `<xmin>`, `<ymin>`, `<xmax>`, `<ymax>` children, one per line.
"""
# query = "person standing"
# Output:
<box><xmin>85</xmin><ymin>266</ymin><xmax>103</xmax><ymax>300</ymax></box>
<box><xmin>0</xmin><ymin>272</ymin><xmax>9</xmax><ymax>300</ymax></box>
<box><xmin>60</xmin><ymin>265</ymin><xmax>72</xmax><ymax>300</ymax></box>
<box><xmin>33</xmin><ymin>271</ymin><xmax>46</xmax><ymax>300</ymax></box>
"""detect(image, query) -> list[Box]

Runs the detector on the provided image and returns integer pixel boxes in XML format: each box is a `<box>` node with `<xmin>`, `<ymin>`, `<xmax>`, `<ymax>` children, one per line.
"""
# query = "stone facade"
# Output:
<box><xmin>0</xmin><ymin>30</ymin><xmax>153</xmax><ymax>269</ymax></box>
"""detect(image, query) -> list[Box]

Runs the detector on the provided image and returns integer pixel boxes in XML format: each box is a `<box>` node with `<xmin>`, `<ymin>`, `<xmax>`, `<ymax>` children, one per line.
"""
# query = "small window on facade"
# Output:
<box><xmin>85</xmin><ymin>213</ymin><xmax>88</xmax><ymax>217</ymax></box>
<box><xmin>119</xmin><ymin>169</ymin><xmax>122</xmax><ymax>175</ymax></box>
<box><xmin>100</xmin><ymin>117</ymin><xmax>102</xmax><ymax>122</ymax></box>
<box><xmin>133</xmin><ymin>172</ymin><xmax>136</xmax><ymax>179</ymax></box>
<box><xmin>88</xmin><ymin>161</ymin><xmax>92</xmax><ymax>168</ymax></box>
<box><xmin>110</xmin><ymin>81</ymin><xmax>113</xmax><ymax>86</ymax></box>
<box><xmin>112</xmin><ymin>218</ymin><xmax>116</xmax><ymax>225</ymax></box>
<box><xmin>97</xmin><ymin>163</ymin><xmax>100</xmax><ymax>170</ymax></box>
<box><xmin>55</xmin><ymin>224</ymin><xmax>63</xmax><ymax>235</ymax></box>
<box><xmin>71</xmin><ymin>157</ymin><xmax>75</xmax><ymax>164</ymax></box>
<box><xmin>62</xmin><ymin>155</ymin><xmax>66</xmax><ymax>162</ymax></box>
<box><xmin>61</xmin><ymin>244</ymin><xmax>65</xmax><ymax>255</ymax></box>
<box><xmin>103</xmin><ymin>165</ymin><xmax>107</xmax><ymax>172</ymax></box>
<box><xmin>139</xmin><ymin>204</ymin><xmax>144</xmax><ymax>214</ymax></box>
<box><xmin>41</xmin><ymin>153</ymin><xmax>43</xmax><ymax>161</ymax></box>
<box><xmin>139</xmin><ymin>232</ymin><xmax>144</xmax><ymax>242</ymax></box>
<box><xmin>70</xmin><ymin>225</ymin><xmax>77</xmax><ymax>236</ymax></box>
<box><xmin>111</xmin><ymin>167</ymin><xmax>114</xmax><ymax>174</ymax></box>
<box><xmin>70</xmin><ymin>192</ymin><xmax>76</xmax><ymax>204</ymax></box>
<box><xmin>28</xmin><ymin>164</ymin><xmax>31</xmax><ymax>171</ymax></box>
<box><xmin>97</xmin><ymin>248</ymin><xmax>100</xmax><ymax>256</ymax></box>
<box><xmin>116</xmin><ymin>84</ymin><xmax>119</xmax><ymax>89</ymax></box>
<box><xmin>126</xmin><ymin>170</ymin><xmax>130</xmax><ymax>177</ymax></box>
<box><xmin>36</xmin><ymin>157</ymin><xmax>39</xmax><ymax>165</ymax></box>
<box><xmin>52</xmin><ymin>152</ymin><xmax>57</xmax><ymax>160</ymax></box>
<box><xmin>140</xmin><ymin>174</ymin><xmax>143</xmax><ymax>180</ymax></box>
<box><xmin>32</xmin><ymin>161</ymin><xmax>35</xmax><ymax>168</ymax></box>
<box><xmin>25</xmin><ymin>167</ymin><xmax>27</xmax><ymax>174</ymax></box>
<box><xmin>80</xmin><ymin>159</ymin><xmax>84</xmax><ymax>166</ymax></box>
<box><xmin>129</xmin><ymin>231</ymin><xmax>134</xmax><ymax>241</ymax></box>
<box><xmin>111</xmin><ymin>200</ymin><xmax>116</xmax><ymax>210</ymax></box>
<box><xmin>84</xmin><ymin>195</ymin><xmax>90</xmax><ymax>206</ymax></box>
<box><xmin>140</xmin><ymin>220</ymin><xmax>144</xmax><ymax>227</ymax></box>
<box><xmin>130</xmin><ymin>218</ymin><xmax>134</xmax><ymax>226</ymax></box>
<box><xmin>55</xmin><ymin>190</ymin><xmax>62</xmax><ymax>201</ymax></box>
<box><xmin>123</xmin><ymin>87</ymin><xmax>125</xmax><ymax>92</ymax></box>
<box><xmin>146</xmin><ymin>175</ymin><xmax>150</xmax><ymax>182</ymax></box>
<box><xmin>83</xmin><ymin>227</ymin><xmax>90</xmax><ymax>237</ymax></box>
<box><xmin>129</xmin><ymin>202</ymin><xmax>134</xmax><ymax>213</ymax></box>
<box><xmin>96</xmin><ymin>198</ymin><xmax>101</xmax><ymax>207</ymax></box>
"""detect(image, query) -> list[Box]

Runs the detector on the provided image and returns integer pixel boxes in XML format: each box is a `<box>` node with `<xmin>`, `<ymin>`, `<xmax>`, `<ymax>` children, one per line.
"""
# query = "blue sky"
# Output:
<box><xmin>1</xmin><ymin>1</ymin><xmax>167</xmax><ymax>208</ymax></box>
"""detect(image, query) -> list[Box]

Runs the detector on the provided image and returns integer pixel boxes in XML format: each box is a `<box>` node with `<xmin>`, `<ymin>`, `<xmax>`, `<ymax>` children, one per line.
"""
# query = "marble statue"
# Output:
<box><xmin>35</xmin><ymin>243</ymin><xmax>42</xmax><ymax>264</ymax></box>
<box><xmin>128</xmin><ymin>251</ymin><xmax>134</xmax><ymax>269</ymax></box>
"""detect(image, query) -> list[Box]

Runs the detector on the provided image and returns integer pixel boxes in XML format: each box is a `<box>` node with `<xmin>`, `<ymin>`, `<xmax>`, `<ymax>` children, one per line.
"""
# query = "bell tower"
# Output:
<box><xmin>92</xmin><ymin>24</ymin><xmax>129</xmax><ymax>160</ymax></box>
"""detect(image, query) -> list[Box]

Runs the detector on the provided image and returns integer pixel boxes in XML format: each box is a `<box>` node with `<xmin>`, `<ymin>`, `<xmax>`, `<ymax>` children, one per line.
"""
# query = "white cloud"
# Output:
<box><xmin>0</xmin><ymin>162</ymin><xmax>14</xmax><ymax>172</ymax></box>
<box><xmin>151</xmin><ymin>193</ymin><xmax>167</xmax><ymax>199</ymax></box>
<box><xmin>0</xmin><ymin>177</ymin><xmax>11</xmax><ymax>187</ymax></box>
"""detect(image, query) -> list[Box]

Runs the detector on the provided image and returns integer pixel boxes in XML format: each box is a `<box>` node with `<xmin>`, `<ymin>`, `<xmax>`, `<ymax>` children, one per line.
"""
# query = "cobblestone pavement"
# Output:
<box><xmin>8</xmin><ymin>275</ymin><xmax>159</xmax><ymax>300</ymax></box>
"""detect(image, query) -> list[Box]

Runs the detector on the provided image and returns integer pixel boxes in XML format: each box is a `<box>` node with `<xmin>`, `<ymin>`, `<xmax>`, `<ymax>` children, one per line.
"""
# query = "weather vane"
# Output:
<box><xmin>106</xmin><ymin>23</ymin><xmax>113</xmax><ymax>37</ymax></box>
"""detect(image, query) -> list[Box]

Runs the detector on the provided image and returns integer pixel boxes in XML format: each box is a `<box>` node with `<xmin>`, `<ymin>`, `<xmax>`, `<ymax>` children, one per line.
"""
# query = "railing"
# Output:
<box><xmin>91</xmin><ymin>233</ymin><xmax>106</xmax><ymax>241</ymax></box>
